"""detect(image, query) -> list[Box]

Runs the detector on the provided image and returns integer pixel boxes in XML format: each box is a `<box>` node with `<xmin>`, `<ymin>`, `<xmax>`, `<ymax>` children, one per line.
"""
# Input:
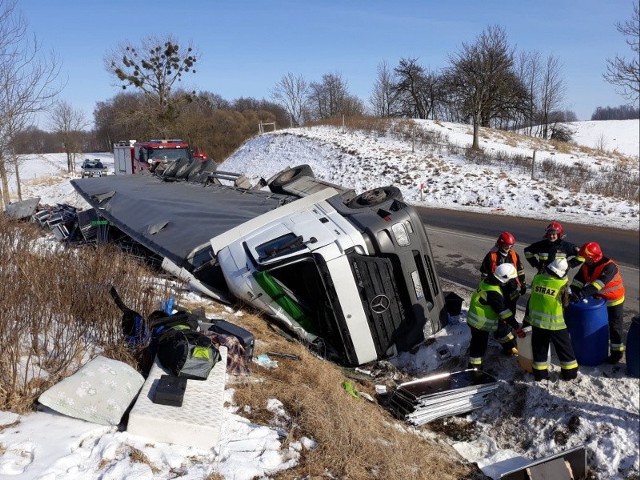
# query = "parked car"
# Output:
<box><xmin>80</xmin><ymin>159</ymin><xmax>106</xmax><ymax>178</ymax></box>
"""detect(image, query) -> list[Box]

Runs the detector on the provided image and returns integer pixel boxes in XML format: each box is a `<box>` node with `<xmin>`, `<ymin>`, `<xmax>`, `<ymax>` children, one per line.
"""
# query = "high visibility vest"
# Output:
<box><xmin>528</xmin><ymin>274</ymin><xmax>567</xmax><ymax>331</ymax></box>
<box><xmin>467</xmin><ymin>281</ymin><xmax>503</xmax><ymax>333</ymax></box>
<box><xmin>489</xmin><ymin>249</ymin><xmax>518</xmax><ymax>270</ymax></box>
<box><xmin>578</xmin><ymin>260</ymin><xmax>625</xmax><ymax>306</ymax></box>
<box><xmin>490</xmin><ymin>249</ymin><xmax>522</xmax><ymax>286</ymax></box>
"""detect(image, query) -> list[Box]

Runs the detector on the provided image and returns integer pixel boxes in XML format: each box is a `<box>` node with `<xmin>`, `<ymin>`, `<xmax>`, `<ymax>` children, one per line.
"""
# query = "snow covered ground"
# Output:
<box><xmin>1</xmin><ymin>120</ymin><xmax>638</xmax><ymax>479</ymax></box>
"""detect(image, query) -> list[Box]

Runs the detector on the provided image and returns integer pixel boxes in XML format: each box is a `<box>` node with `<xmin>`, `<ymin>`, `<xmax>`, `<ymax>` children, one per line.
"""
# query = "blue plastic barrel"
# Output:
<box><xmin>565</xmin><ymin>296</ymin><xmax>609</xmax><ymax>366</ymax></box>
<box><xmin>626</xmin><ymin>316</ymin><xmax>640</xmax><ymax>378</ymax></box>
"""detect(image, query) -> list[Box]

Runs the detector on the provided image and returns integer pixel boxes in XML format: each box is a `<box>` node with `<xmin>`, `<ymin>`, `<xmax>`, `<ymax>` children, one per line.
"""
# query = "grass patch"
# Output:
<box><xmin>230</xmin><ymin>311</ymin><xmax>473</xmax><ymax>480</ymax></box>
<box><xmin>0</xmin><ymin>214</ymin><xmax>173</xmax><ymax>412</ymax></box>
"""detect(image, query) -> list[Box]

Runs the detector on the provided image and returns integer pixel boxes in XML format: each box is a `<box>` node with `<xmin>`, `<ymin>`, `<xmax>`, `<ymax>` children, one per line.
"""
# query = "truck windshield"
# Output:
<box><xmin>145</xmin><ymin>148</ymin><xmax>189</xmax><ymax>162</ymax></box>
<box><xmin>256</xmin><ymin>258</ymin><xmax>339</xmax><ymax>344</ymax></box>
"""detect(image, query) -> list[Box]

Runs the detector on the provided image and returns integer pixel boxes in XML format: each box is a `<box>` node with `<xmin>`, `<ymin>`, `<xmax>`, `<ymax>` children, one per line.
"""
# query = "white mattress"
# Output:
<box><xmin>127</xmin><ymin>347</ymin><xmax>227</xmax><ymax>449</ymax></box>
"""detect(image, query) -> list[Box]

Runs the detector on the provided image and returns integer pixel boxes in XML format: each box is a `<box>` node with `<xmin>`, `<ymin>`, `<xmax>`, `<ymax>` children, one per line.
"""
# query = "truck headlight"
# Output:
<box><xmin>391</xmin><ymin>222</ymin><xmax>410</xmax><ymax>246</ymax></box>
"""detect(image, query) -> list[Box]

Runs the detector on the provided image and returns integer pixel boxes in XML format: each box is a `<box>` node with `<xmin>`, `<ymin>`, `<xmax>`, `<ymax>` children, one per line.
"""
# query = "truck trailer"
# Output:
<box><xmin>71</xmin><ymin>161</ymin><xmax>449</xmax><ymax>366</ymax></box>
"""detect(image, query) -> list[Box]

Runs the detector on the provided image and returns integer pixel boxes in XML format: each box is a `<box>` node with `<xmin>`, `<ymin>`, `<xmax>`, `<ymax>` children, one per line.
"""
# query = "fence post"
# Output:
<box><xmin>531</xmin><ymin>149</ymin><xmax>536</xmax><ymax>180</ymax></box>
<box><xmin>412</xmin><ymin>127</ymin><xmax>415</xmax><ymax>153</ymax></box>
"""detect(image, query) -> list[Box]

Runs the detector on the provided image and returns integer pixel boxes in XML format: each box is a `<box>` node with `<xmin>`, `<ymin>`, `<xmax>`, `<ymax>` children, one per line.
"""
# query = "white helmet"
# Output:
<box><xmin>494</xmin><ymin>263</ymin><xmax>518</xmax><ymax>284</ymax></box>
<box><xmin>546</xmin><ymin>258</ymin><xmax>568</xmax><ymax>278</ymax></box>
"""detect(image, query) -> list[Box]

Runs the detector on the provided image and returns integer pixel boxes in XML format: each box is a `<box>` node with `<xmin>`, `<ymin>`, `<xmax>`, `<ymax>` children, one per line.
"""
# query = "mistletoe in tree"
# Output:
<box><xmin>106</xmin><ymin>36</ymin><xmax>198</xmax><ymax>133</ymax></box>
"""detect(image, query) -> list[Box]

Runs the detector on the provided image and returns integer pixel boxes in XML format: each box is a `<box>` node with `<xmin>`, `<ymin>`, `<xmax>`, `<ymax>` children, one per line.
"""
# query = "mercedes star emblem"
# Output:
<box><xmin>370</xmin><ymin>294</ymin><xmax>390</xmax><ymax>314</ymax></box>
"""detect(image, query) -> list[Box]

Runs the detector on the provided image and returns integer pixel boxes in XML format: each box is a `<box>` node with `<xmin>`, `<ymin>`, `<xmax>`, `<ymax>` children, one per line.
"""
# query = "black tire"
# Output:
<box><xmin>161</xmin><ymin>158</ymin><xmax>189</xmax><ymax>178</ymax></box>
<box><xmin>175</xmin><ymin>158</ymin><xmax>201</xmax><ymax>179</ymax></box>
<box><xmin>269</xmin><ymin>164</ymin><xmax>314</xmax><ymax>193</ymax></box>
<box><xmin>188</xmin><ymin>158</ymin><xmax>218</xmax><ymax>183</ymax></box>
<box><xmin>347</xmin><ymin>186</ymin><xmax>402</xmax><ymax>209</ymax></box>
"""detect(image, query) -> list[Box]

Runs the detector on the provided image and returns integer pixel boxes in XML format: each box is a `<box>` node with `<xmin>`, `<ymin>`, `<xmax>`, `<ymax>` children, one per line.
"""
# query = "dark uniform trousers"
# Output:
<box><xmin>531</xmin><ymin>327</ymin><xmax>578</xmax><ymax>381</ymax></box>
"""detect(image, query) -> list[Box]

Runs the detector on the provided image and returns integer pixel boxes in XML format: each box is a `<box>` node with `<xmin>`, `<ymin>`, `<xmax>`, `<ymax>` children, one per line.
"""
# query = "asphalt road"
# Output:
<box><xmin>416</xmin><ymin>207</ymin><xmax>639</xmax><ymax>318</ymax></box>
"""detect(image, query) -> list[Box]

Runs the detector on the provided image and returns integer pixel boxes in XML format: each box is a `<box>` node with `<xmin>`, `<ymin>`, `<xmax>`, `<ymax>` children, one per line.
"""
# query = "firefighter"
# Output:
<box><xmin>480</xmin><ymin>232</ymin><xmax>526</xmax><ymax>315</ymax></box>
<box><xmin>467</xmin><ymin>263</ymin><xmax>521</xmax><ymax>371</ymax></box>
<box><xmin>526</xmin><ymin>258</ymin><xmax>579</xmax><ymax>381</ymax></box>
<box><xmin>571</xmin><ymin>242</ymin><xmax>626</xmax><ymax>364</ymax></box>
<box><xmin>524</xmin><ymin>221</ymin><xmax>583</xmax><ymax>273</ymax></box>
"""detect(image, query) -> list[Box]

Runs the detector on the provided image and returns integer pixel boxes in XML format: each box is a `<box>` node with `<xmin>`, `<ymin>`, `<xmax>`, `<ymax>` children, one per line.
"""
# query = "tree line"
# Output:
<box><xmin>591</xmin><ymin>104</ymin><xmax>640</xmax><ymax>121</ymax></box>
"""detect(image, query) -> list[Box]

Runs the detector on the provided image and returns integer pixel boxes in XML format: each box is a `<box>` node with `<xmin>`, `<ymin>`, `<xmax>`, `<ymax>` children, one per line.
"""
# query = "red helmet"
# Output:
<box><xmin>545</xmin><ymin>221</ymin><xmax>564</xmax><ymax>239</ymax></box>
<box><xmin>579</xmin><ymin>242</ymin><xmax>603</xmax><ymax>262</ymax></box>
<box><xmin>496</xmin><ymin>232</ymin><xmax>516</xmax><ymax>249</ymax></box>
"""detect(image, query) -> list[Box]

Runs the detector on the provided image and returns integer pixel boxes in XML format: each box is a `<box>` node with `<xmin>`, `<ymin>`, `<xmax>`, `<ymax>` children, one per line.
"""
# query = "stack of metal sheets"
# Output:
<box><xmin>77</xmin><ymin>208</ymin><xmax>99</xmax><ymax>242</ymax></box>
<box><xmin>389</xmin><ymin>369</ymin><xmax>498</xmax><ymax>426</ymax></box>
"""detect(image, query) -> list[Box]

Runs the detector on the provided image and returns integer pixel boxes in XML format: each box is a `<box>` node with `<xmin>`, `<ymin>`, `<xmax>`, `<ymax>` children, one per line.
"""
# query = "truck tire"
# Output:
<box><xmin>269</xmin><ymin>164</ymin><xmax>314</xmax><ymax>193</ymax></box>
<box><xmin>347</xmin><ymin>186</ymin><xmax>402</xmax><ymax>209</ymax></box>
<box><xmin>188</xmin><ymin>158</ymin><xmax>218</xmax><ymax>183</ymax></box>
<box><xmin>161</xmin><ymin>158</ymin><xmax>189</xmax><ymax>178</ymax></box>
<box><xmin>175</xmin><ymin>158</ymin><xmax>201</xmax><ymax>179</ymax></box>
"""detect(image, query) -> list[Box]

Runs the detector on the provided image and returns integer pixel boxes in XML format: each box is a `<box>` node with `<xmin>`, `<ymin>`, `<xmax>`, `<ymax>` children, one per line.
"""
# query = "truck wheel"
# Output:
<box><xmin>175</xmin><ymin>159</ymin><xmax>200</xmax><ymax>179</ymax></box>
<box><xmin>269</xmin><ymin>164</ymin><xmax>314</xmax><ymax>193</ymax></box>
<box><xmin>161</xmin><ymin>158</ymin><xmax>188</xmax><ymax>178</ymax></box>
<box><xmin>347</xmin><ymin>186</ymin><xmax>402</xmax><ymax>208</ymax></box>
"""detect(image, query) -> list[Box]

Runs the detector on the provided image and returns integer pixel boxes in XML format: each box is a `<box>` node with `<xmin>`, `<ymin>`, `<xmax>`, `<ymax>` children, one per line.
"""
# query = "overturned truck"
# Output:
<box><xmin>71</xmin><ymin>159</ymin><xmax>449</xmax><ymax>366</ymax></box>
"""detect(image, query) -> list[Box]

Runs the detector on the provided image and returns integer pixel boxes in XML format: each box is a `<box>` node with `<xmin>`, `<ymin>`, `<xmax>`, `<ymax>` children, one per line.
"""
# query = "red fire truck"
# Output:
<box><xmin>113</xmin><ymin>139</ymin><xmax>194</xmax><ymax>175</ymax></box>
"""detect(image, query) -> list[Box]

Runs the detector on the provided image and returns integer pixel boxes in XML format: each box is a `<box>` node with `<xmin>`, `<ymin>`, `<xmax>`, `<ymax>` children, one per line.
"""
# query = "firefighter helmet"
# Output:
<box><xmin>545</xmin><ymin>221</ymin><xmax>564</xmax><ymax>239</ymax></box>
<box><xmin>494</xmin><ymin>263</ymin><xmax>518</xmax><ymax>284</ymax></box>
<box><xmin>579</xmin><ymin>242</ymin><xmax>603</xmax><ymax>262</ymax></box>
<box><xmin>546</xmin><ymin>258</ymin><xmax>568</xmax><ymax>278</ymax></box>
<box><xmin>496</xmin><ymin>232</ymin><xmax>516</xmax><ymax>250</ymax></box>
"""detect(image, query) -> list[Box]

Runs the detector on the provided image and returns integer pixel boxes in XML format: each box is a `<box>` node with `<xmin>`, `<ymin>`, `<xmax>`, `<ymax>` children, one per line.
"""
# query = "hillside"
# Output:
<box><xmin>221</xmin><ymin>119</ymin><xmax>639</xmax><ymax>230</ymax></box>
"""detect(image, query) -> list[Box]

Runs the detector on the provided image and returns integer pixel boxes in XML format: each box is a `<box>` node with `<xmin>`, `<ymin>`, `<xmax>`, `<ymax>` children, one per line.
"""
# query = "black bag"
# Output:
<box><xmin>156</xmin><ymin>328</ymin><xmax>220</xmax><ymax>380</ymax></box>
<box><xmin>148</xmin><ymin>310</ymin><xmax>199</xmax><ymax>336</ymax></box>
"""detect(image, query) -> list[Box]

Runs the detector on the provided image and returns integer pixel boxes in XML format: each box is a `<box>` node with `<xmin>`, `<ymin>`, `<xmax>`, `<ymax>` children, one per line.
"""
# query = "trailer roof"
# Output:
<box><xmin>71</xmin><ymin>174</ymin><xmax>295</xmax><ymax>268</ymax></box>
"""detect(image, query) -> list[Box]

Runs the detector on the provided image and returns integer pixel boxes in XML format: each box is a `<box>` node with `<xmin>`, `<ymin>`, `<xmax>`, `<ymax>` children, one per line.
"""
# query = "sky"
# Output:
<box><xmin>1</xmin><ymin>119</ymin><xmax>639</xmax><ymax>479</ymax></box>
<box><xmin>17</xmin><ymin>0</ymin><xmax>638</xmax><ymax>128</ymax></box>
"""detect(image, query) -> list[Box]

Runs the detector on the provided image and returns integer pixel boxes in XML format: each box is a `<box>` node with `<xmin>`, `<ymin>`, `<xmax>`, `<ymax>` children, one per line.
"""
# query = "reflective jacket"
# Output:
<box><xmin>528</xmin><ymin>274</ymin><xmax>568</xmax><ymax>330</ymax></box>
<box><xmin>572</xmin><ymin>258</ymin><xmax>625</xmax><ymax>307</ymax></box>
<box><xmin>480</xmin><ymin>248</ymin><xmax>525</xmax><ymax>287</ymax></box>
<box><xmin>467</xmin><ymin>280</ymin><xmax>514</xmax><ymax>332</ymax></box>
<box><xmin>524</xmin><ymin>238</ymin><xmax>582</xmax><ymax>270</ymax></box>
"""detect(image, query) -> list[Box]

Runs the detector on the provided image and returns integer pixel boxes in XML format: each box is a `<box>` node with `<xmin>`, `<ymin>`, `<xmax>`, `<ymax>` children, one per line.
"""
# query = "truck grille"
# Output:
<box><xmin>348</xmin><ymin>252</ymin><xmax>409</xmax><ymax>356</ymax></box>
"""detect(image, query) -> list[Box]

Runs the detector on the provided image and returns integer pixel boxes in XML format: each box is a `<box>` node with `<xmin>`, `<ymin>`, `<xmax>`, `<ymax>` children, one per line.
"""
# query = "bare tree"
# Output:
<box><xmin>392</xmin><ymin>58</ymin><xmax>442</xmax><ymax>119</ymax></box>
<box><xmin>0</xmin><ymin>0</ymin><xmax>61</xmax><ymax>207</ymax></box>
<box><xmin>49</xmin><ymin>101</ymin><xmax>88</xmax><ymax>173</ymax></box>
<box><xmin>105</xmin><ymin>35</ymin><xmax>198</xmax><ymax>136</ymax></box>
<box><xmin>445</xmin><ymin>26</ymin><xmax>527</xmax><ymax>150</ymax></box>
<box><xmin>538</xmin><ymin>55</ymin><xmax>566</xmax><ymax>139</ymax></box>
<box><xmin>271</xmin><ymin>72</ymin><xmax>308</xmax><ymax>127</ymax></box>
<box><xmin>604</xmin><ymin>3</ymin><xmax>640</xmax><ymax>103</ymax></box>
<box><xmin>307</xmin><ymin>72</ymin><xmax>363</xmax><ymax>120</ymax></box>
<box><xmin>369</xmin><ymin>61</ymin><xmax>396</xmax><ymax>117</ymax></box>
<box><xmin>514</xmin><ymin>51</ymin><xmax>541</xmax><ymax>134</ymax></box>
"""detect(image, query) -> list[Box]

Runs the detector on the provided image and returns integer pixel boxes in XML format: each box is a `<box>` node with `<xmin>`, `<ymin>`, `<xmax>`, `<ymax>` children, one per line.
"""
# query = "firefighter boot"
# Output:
<box><xmin>533</xmin><ymin>368</ymin><xmax>549</xmax><ymax>382</ymax></box>
<box><xmin>561</xmin><ymin>367</ymin><xmax>579</xmax><ymax>381</ymax></box>
<box><xmin>607</xmin><ymin>351</ymin><xmax>624</xmax><ymax>364</ymax></box>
